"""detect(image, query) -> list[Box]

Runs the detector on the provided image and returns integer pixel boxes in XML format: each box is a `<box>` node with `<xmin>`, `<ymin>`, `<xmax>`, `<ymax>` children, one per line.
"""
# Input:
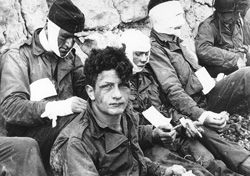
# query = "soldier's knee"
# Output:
<box><xmin>13</xmin><ymin>137</ymin><xmax>39</xmax><ymax>152</ymax></box>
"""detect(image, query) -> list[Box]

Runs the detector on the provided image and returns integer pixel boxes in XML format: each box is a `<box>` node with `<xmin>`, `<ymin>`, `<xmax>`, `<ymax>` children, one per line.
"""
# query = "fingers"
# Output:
<box><xmin>211</xmin><ymin>117</ymin><xmax>226</xmax><ymax>126</ymax></box>
<box><xmin>185</xmin><ymin>121</ymin><xmax>203</xmax><ymax>138</ymax></box>
<box><xmin>73</xmin><ymin>37</ymin><xmax>82</xmax><ymax>45</ymax></box>
<box><xmin>209</xmin><ymin>120</ymin><xmax>227</xmax><ymax>130</ymax></box>
<box><xmin>160</xmin><ymin>129</ymin><xmax>176</xmax><ymax>137</ymax></box>
<box><xmin>158</xmin><ymin>129</ymin><xmax>176</xmax><ymax>144</ymax></box>
<box><xmin>193</xmin><ymin>120</ymin><xmax>203</xmax><ymax>127</ymax></box>
<box><xmin>172</xmin><ymin>165</ymin><xmax>187</xmax><ymax>175</ymax></box>
<box><xmin>158</xmin><ymin>124</ymin><xmax>173</xmax><ymax>131</ymax></box>
<box><xmin>74</xmin><ymin>31</ymin><xmax>91</xmax><ymax>38</ymax></box>
<box><xmin>71</xmin><ymin>97</ymin><xmax>87</xmax><ymax>113</ymax></box>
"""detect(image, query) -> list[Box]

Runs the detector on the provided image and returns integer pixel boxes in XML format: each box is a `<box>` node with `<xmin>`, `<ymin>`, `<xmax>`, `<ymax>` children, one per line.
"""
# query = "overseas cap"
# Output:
<box><xmin>48</xmin><ymin>0</ymin><xmax>85</xmax><ymax>33</ymax></box>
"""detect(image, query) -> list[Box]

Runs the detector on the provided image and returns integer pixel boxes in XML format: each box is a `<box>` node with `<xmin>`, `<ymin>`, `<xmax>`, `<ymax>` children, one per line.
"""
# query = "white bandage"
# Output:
<box><xmin>120</xmin><ymin>29</ymin><xmax>151</xmax><ymax>73</ymax></box>
<box><xmin>41</xmin><ymin>97</ymin><xmax>74</xmax><ymax>127</ymax></box>
<box><xmin>198</xmin><ymin>111</ymin><xmax>209</xmax><ymax>125</ymax></box>
<box><xmin>47</xmin><ymin>19</ymin><xmax>61</xmax><ymax>57</ymax></box>
<box><xmin>149</xmin><ymin>1</ymin><xmax>185</xmax><ymax>35</ymax></box>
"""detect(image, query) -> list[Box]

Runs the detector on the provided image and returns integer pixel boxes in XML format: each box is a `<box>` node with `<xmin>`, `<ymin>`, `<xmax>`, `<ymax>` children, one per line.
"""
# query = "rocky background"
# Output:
<box><xmin>0</xmin><ymin>0</ymin><xmax>214</xmax><ymax>57</ymax></box>
<box><xmin>1</xmin><ymin>0</ymin><xmax>250</xmax><ymax>150</ymax></box>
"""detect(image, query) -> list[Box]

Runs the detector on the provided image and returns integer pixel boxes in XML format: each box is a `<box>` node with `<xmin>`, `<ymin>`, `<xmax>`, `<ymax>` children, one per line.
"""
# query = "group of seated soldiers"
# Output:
<box><xmin>1</xmin><ymin>0</ymin><xmax>250</xmax><ymax>175</ymax></box>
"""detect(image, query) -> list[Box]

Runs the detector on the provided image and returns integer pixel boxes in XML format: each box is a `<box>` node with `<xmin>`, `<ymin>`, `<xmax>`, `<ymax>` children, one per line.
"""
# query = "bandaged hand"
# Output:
<box><xmin>152</xmin><ymin>123</ymin><xmax>177</xmax><ymax>146</ymax></box>
<box><xmin>164</xmin><ymin>164</ymin><xmax>187</xmax><ymax>176</ymax></box>
<box><xmin>237</xmin><ymin>57</ymin><xmax>246</xmax><ymax>69</ymax></box>
<box><xmin>71</xmin><ymin>97</ymin><xmax>87</xmax><ymax>113</ymax></box>
<box><xmin>215</xmin><ymin>73</ymin><xmax>226</xmax><ymax>82</ymax></box>
<box><xmin>41</xmin><ymin>96</ymin><xmax>87</xmax><ymax>127</ymax></box>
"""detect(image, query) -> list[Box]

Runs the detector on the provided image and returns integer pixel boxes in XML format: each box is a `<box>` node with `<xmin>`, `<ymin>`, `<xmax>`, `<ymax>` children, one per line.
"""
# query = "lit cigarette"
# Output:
<box><xmin>195</xmin><ymin>128</ymin><xmax>203</xmax><ymax>138</ymax></box>
<box><xmin>172</xmin><ymin>124</ymin><xmax>182</xmax><ymax>130</ymax></box>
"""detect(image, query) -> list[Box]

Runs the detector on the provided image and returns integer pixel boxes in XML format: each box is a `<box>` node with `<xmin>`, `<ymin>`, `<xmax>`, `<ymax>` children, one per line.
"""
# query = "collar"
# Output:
<box><xmin>39</xmin><ymin>28</ymin><xmax>52</xmax><ymax>52</ymax></box>
<box><xmin>151</xmin><ymin>28</ymin><xmax>182</xmax><ymax>51</ymax></box>
<box><xmin>87</xmin><ymin>99</ymin><xmax>131</xmax><ymax>138</ymax></box>
<box><xmin>28</xmin><ymin>28</ymin><xmax>75</xmax><ymax>65</ymax></box>
<box><xmin>30</xmin><ymin>28</ymin><xmax>47</xmax><ymax>56</ymax></box>
<box><xmin>86</xmin><ymin>100</ymin><xmax>131</xmax><ymax>153</ymax></box>
<box><xmin>132</xmin><ymin>68</ymin><xmax>155</xmax><ymax>93</ymax></box>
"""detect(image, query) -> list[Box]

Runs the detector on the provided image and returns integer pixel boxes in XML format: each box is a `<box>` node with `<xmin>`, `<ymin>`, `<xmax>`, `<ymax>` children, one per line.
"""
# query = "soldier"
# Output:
<box><xmin>195</xmin><ymin>0</ymin><xmax>250</xmax><ymax>78</ymax></box>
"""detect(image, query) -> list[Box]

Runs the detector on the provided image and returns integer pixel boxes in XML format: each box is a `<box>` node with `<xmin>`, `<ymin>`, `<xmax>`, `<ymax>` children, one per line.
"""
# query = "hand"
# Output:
<box><xmin>164</xmin><ymin>165</ymin><xmax>186</xmax><ymax>176</ymax></box>
<box><xmin>215</xmin><ymin>73</ymin><xmax>226</xmax><ymax>82</ymax></box>
<box><xmin>183</xmin><ymin>119</ymin><xmax>203</xmax><ymax>138</ymax></box>
<box><xmin>237</xmin><ymin>57</ymin><xmax>246</xmax><ymax>69</ymax></box>
<box><xmin>152</xmin><ymin>124</ymin><xmax>177</xmax><ymax>146</ymax></box>
<box><xmin>74</xmin><ymin>31</ymin><xmax>98</xmax><ymax>56</ymax></box>
<box><xmin>203</xmin><ymin>111</ymin><xmax>228</xmax><ymax>130</ymax></box>
<box><xmin>70</xmin><ymin>96</ymin><xmax>87</xmax><ymax>113</ymax></box>
<box><xmin>240</xmin><ymin>45</ymin><xmax>250</xmax><ymax>53</ymax></box>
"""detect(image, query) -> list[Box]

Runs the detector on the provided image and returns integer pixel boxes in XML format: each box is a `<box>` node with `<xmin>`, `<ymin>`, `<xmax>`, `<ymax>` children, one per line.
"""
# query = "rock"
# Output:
<box><xmin>20</xmin><ymin>0</ymin><xmax>48</xmax><ymax>35</ymax></box>
<box><xmin>72</xmin><ymin>0</ymin><xmax>121</xmax><ymax>30</ymax></box>
<box><xmin>113</xmin><ymin>0</ymin><xmax>149</xmax><ymax>23</ymax></box>
<box><xmin>0</xmin><ymin>0</ymin><xmax>27</xmax><ymax>53</ymax></box>
<box><xmin>0</xmin><ymin>0</ymin><xmax>215</xmax><ymax>55</ymax></box>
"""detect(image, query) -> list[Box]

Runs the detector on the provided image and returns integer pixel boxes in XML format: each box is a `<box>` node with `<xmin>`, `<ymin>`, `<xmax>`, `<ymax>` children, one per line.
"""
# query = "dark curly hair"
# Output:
<box><xmin>84</xmin><ymin>46</ymin><xmax>133</xmax><ymax>88</ymax></box>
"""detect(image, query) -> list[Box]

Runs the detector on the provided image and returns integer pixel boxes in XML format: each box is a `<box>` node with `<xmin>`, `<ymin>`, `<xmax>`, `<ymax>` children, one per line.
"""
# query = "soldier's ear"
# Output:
<box><xmin>85</xmin><ymin>85</ymin><xmax>95</xmax><ymax>101</ymax></box>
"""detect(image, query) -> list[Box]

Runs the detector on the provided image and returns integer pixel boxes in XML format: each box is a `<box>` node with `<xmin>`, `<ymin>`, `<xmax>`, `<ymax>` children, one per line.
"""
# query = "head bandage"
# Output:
<box><xmin>149</xmin><ymin>1</ymin><xmax>185</xmax><ymax>34</ymax></box>
<box><xmin>48</xmin><ymin>19</ymin><xmax>61</xmax><ymax>57</ymax></box>
<box><xmin>120</xmin><ymin>29</ymin><xmax>151</xmax><ymax>73</ymax></box>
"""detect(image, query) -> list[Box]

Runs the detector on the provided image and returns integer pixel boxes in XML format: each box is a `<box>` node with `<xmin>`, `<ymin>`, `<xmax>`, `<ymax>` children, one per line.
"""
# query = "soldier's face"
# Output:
<box><xmin>57</xmin><ymin>29</ymin><xmax>76</xmax><ymax>57</ymax></box>
<box><xmin>220</xmin><ymin>11</ymin><xmax>241</xmax><ymax>24</ymax></box>
<box><xmin>86</xmin><ymin>69</ymin><xmax>130</xmax><ymax>117</ymax></box>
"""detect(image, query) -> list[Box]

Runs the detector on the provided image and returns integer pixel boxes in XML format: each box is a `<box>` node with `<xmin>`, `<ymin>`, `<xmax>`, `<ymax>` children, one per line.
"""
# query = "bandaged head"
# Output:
<box><xmin>47</xmin><ymin>0</ymin><xmax>85</xmax><ymax>57</ymax></box>
<box><xmin>148</xmin><ymin>1</ymin><xmax>185</xmax><ymax>36</ymax></box>
<box><xmin>120</xmin><ymin>29</ymin><xmax>151</xmax><ymax>74</ymax></box>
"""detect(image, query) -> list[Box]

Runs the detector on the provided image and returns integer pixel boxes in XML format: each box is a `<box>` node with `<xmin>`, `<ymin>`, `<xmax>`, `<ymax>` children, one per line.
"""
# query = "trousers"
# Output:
<box><xmin>0</xmin><ymin>137</ymin><xmax>47</xmax><ymax>176</ymax></box>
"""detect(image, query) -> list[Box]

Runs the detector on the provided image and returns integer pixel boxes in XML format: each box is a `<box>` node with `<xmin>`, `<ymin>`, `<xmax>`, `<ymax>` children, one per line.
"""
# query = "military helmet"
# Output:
<box><xmin>214</xmin><ymin>0</ymin><xmax>249</xmax><ymax>12</ymax></box>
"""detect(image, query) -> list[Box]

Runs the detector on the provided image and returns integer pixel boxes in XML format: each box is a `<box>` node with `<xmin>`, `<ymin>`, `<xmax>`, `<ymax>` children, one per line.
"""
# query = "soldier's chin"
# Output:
<box><xmin>108</xmin><ymin>108</ymin><xmax>125</xmax><ymax>116</ymax></box>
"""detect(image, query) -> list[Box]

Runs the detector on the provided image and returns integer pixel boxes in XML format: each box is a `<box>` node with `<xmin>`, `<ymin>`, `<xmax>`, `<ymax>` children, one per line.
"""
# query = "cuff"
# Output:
<box><xmin>198</xmin><ymin>111</ymin><xmax>208</xmax><ymax>125</ymax></box>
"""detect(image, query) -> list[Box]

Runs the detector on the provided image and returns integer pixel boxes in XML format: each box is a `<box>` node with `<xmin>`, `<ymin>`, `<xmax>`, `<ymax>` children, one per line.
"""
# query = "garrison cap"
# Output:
<box><xmin>48</xmin><ymin>0</ymin><xmax>85</xmax><ymax>33</ymax></box>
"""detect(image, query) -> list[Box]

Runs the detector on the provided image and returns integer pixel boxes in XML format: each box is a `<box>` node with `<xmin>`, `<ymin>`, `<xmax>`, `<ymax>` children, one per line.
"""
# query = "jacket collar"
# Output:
<box><xmin>132</xmin><ymin>68</ymin><xmax>154</xmax><ymax>93</ymax></box>
<box><xmin>28</xmin><ymin>28</ymin><xmax>76</xmax><ymax>84</ymax></box>
<box><xmin>27</xmin><ymin>28</ymin><xmax>47</xmax><ymax>56</ymax></box>
<box><xmin>86</xmin><ymin>100</ymin><xmax>131</xmax><ymax>153</ymax></box>
<box><xmin>150</xmin><ymin>28</ymin><xmax>183</xmax><ymax>51</ymax></box>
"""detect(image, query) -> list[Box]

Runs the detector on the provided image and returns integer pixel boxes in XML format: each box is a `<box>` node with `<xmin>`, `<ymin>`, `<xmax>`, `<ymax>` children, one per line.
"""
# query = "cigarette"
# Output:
<box><xmin>172</xmin><ymin>124</ymin><xmax>182</xmax><ymax>130</ymax></box>
<box><xmin>195</xmin><ymin>129</ymin><xmax>203</xmax><ymax>138</ymax></box>
<box><xmin>172</xmin><ymin>123</ymin><xmax>203</xmax><ymax>138</ymax></box>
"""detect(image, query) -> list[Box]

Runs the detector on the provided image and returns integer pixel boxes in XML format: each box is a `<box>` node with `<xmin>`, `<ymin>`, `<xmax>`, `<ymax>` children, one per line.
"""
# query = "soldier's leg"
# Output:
<box><xmin>0</xmin><ymin>137</ymin><xmax>47</xmax><ymax>176</ymax></box>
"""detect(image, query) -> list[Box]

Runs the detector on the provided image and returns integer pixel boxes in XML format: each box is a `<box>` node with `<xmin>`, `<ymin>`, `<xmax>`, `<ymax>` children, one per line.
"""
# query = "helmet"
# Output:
<box><xmin>214</xmin><ymin>0</ymin><xmax>249</xmax><ymax>12</ymax></box>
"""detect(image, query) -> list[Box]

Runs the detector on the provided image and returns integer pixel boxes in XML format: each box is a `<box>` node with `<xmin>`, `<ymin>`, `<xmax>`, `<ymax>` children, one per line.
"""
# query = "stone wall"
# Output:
<box><xmin>0</xmin><ymin>0</ymin><xmax>214</xmax><ymax>57</ymax></box>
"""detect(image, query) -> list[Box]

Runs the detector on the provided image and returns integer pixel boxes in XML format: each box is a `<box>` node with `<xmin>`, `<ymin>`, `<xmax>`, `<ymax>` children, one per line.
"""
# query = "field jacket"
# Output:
<box><xmin>0</xmin><ymin>28</ymin><xmax>86</xmax><ymax>130</ymax></box>
<box><xmin>149</xmin><ymin>29</ymin><xmax>207</xmax><ymax>121</ymax></box>
<box><xmin>50</xmin><ymin>101</ymin><xmax>167</xmax><ymax>176</ymax></box>
<box><xmin>195</xmin><ymin>14</ymin><xmax>248</xmax><ymax>77</ymax></box>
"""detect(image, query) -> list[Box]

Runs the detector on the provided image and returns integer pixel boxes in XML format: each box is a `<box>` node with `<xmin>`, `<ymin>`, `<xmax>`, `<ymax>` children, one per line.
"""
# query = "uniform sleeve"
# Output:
<box><xmin>72</xmin><ymin>54</ymin><xmax>88</xmax><ymax>100</ymax></box>
<box><xmin>195</xmin><ymin>21</ymin><xmax>239</xmax><ymax>74</ymax></box>
<box><xmin>138</xmin><ymin>124</ymin><xmax>154</xmax><ymax>150</ymax></box>
<box><xmin>144</xmin><ymin>157</ymin><xmax>172</xmax><ymax>176</ymax></box>
<box><xmin>65</xmin><ymin>137</ymin><xmax>99</xmax><ymax>176</ymax></box>
<box><xmin>0</xmin><ymin>50</ymin><xmax>47</xmax><ymax>126</ymax></box>
<box><xmin>149</xmin><ymin>45</ymin><xmax>204</xmax><ymax>120</ymax></box>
